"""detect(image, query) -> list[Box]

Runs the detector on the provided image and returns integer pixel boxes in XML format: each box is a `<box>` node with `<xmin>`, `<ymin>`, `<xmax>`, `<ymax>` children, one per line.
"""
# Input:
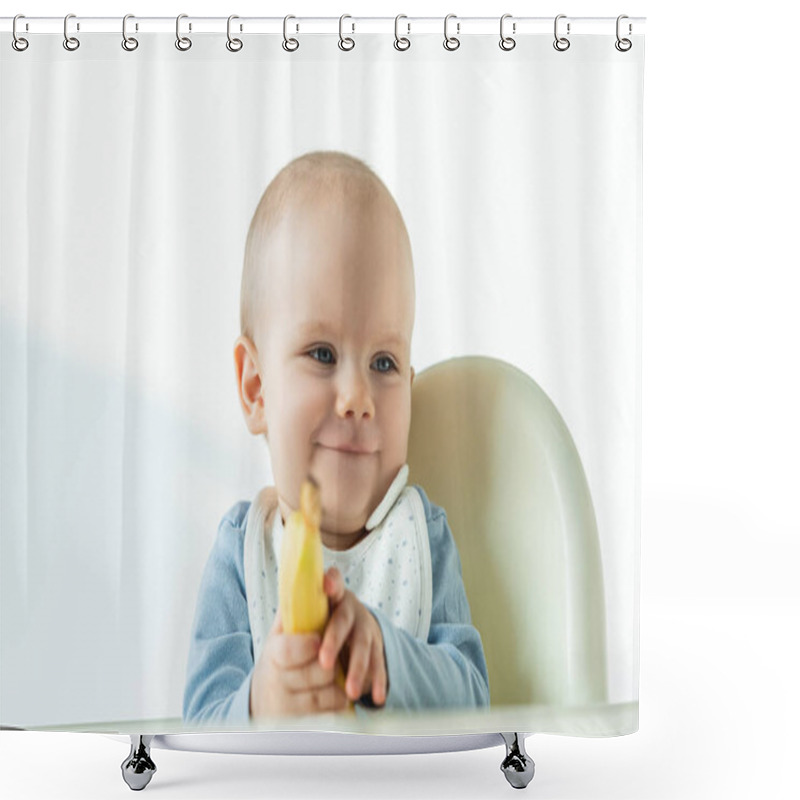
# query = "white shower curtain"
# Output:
<box><xmin>1</xmin><ymin>20</ymin><xmax>643</xmax><ymax>734</ymax></box>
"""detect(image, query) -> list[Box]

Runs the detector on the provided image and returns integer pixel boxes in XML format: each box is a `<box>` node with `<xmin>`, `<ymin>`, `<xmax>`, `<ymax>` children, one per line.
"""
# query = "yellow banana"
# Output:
<box><xmin>278</xmin><ymin>477</ymin><xmax>354</xmax><ymax>712</ymax></box>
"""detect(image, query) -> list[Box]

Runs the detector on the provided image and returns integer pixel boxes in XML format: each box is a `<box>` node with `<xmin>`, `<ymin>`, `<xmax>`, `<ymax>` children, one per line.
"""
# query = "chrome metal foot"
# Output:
<box><xmin>500</xmin><ymin>732</ymin><xmax>535</xmax><ymax>789</ymax></box>
<box><xmin>121</xmin><ymin>735</ymin><xmax>156</xmax><ymax>791</ymax></box>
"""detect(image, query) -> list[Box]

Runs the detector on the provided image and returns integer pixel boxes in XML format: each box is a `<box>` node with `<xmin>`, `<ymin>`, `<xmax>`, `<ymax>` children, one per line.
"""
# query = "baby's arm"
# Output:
<box><xmin>183</xmin><ymin>509</ymin><xmax>255</xmax><ymax>725</ymax></box>
<box><xmin>358</xmin><ymin>504</ymin><xmax>490</xmax><ymax>712</ymax></box>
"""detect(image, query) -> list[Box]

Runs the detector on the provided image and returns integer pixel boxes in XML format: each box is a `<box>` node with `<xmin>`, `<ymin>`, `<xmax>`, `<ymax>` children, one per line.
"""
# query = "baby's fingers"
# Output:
<box><xmin>280</xmin><ymin>658</ymin><xmax>337</xmax><ymax>693</ymax></box>
<box><xmin>344</xmin><ymin>632</ymin><xmax>372</xmax><ymax>702</ymax></box>
<box><xmin>319</xmin><ymin>600</ymin><xmax>355</xmax><ymax>671</ymax></box>
<box><xmin>343</xmin><ymin>630</ymin><xmax>387</xmax><ymax>706</ymax></box>
<box><xmin>370</xmin><ymin>637</ymin><xmax>388</xmax><ymax>706</ymax></box>
<box><xmin>324</xmin><ymin>567</ymin><xmax>346</xmax><ymax>604</ymax></box>
<box><xmin>290</xmin><ymin>682</ymin><xmax>350</xmax><ymax>716</ymax></box>
<box><xmin>267</xmin><ymin>630</ymin><xmax>321</xmax><ymax>669</ymax></box>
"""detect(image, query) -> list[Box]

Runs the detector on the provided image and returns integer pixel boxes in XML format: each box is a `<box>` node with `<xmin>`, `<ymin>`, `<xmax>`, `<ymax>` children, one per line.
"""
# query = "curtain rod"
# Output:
<box><xmin>1</xmin><ymin>16</ymin><xmax>646</xmax><ymax>37</ymax></box>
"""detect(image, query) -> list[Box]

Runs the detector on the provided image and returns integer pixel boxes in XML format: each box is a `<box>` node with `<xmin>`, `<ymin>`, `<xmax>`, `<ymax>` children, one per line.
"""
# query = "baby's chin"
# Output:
<box><xmin>309</xmin><ymin>463</ymin><xmax>380</xmax><ymax>525</ymax></box>
<box><xmin>318</xmin><ymin>502</ymin><xmax>371</xmax><ymax>536</ymax></box>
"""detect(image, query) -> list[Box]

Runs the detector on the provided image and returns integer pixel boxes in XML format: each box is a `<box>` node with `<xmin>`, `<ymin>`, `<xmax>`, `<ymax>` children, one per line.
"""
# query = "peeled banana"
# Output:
<box><xmin>278</xmin><ymin>477</ymin><xmax>353</xmax><ymax>712</ymax></box>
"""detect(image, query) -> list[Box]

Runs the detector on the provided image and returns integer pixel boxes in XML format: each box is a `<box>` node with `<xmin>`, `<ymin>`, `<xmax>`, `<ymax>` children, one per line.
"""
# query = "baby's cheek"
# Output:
<box><xmin>385</xmin><ymin>391</ymin><xmax>412</xmax><ymax>451</ymax></box>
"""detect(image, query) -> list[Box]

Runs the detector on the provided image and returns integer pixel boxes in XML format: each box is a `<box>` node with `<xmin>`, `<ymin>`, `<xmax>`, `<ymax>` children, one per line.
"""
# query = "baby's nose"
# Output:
<box><xmin>335</xmin><ymin>369</ymin><xmax>375</xmax><ymax>420</ymax></box>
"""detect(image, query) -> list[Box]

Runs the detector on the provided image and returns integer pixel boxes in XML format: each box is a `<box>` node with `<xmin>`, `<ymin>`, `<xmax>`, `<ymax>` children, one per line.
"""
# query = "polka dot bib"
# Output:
<box><xmin>244</xmin><ymin>465</ymin><xmax>432</xmax><ymax>667</ymax></box>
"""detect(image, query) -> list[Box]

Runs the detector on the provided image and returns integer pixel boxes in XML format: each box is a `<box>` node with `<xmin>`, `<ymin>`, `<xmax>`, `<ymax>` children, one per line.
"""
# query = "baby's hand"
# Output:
<box><xmin>250</xmin><ymin>609</ymin><xmax>350</xmax><ymax>718</ymax></box>
<box><xmin>321</xmin><ymin>567</ymin><xmax>388</xmax><ymax>707</ymax></box>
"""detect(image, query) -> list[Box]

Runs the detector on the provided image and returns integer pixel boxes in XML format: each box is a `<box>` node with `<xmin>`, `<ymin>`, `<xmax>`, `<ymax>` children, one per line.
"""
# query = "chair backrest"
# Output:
<box><xmin>407</xmin><ymin>356</ymin><xmax>607</xmax><ymax>707</ymax></box>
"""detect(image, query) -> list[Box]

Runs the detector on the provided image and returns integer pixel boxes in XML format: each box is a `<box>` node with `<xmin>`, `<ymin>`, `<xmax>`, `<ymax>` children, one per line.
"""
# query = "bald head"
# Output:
<box><xmin>240</xmin><ymin>151</ymin><xmax>414</xmax><ymax>345</ymax></box>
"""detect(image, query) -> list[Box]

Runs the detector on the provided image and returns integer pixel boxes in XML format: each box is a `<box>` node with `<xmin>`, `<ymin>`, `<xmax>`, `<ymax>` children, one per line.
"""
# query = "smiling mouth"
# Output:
<box><xmin>321</xmin><ymin>444</ymin><xmax>374</xmax><ymax>456</ymax></box>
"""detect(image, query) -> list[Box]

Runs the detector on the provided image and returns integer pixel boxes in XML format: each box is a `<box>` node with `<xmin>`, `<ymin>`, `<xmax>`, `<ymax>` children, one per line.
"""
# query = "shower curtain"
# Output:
<box><xmin>0</xmin><ymin>16</ymin><xmax>644</xmax><ymax>738</ymax></box>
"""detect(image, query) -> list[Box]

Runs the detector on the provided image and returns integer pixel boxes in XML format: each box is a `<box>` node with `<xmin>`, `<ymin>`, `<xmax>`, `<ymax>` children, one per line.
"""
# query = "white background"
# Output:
<box><xmin>1</xmin><ymin>1</ymin><xmax>798</xmax><ymax>799</ymax></box>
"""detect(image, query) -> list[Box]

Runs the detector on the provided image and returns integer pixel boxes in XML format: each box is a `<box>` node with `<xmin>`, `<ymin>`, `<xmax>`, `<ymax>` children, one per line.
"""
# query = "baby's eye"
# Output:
<box><xmin>308</xmin><ymin>346</ymin><xmax>335</xmax><ymax>365</ymax></box>
<box><xmin>373</xmin><ymin>355</ymin><xmax>397</xmax><ymax>373</ymax></box>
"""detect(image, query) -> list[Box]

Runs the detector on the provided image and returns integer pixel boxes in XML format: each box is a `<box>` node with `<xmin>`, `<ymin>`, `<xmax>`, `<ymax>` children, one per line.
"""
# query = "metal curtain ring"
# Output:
<box><xmin>227</xmin><ymin>15</ymin><xmax>243</xmax><ymax>52</ymax></box>
<box><xmin>339</xmin><ymin>14</ymin><xmax>355</xmax><ymax>51</ymax></box>
<box><xmin>63</xmin><ymin>13</ymin><xmax>80</xmax><ymax>51</ymax></box>
<box><xmin>553</xmin><ymin>14</ymin><xmax>570</xmax><ymax>51</ymax></box>
<box><xmin>499</xmin><ymin>13</ymin><xmax>516</xmax><ymax>51</ymax></box>
<box><xmin>394</xmin><ymin>14</ymin><xmax>410</xmax><ymax>51</ymax></box>
<box><xmin>12</xmin><ymin>14</ymin><xmax>29</xmax><ymax>51</ymax></box>
<box><xmin>615</xmin><ymin>14</ymin><xmax>632</xmax><ymax>51</ymax></box>
<box><xmin>122</xmin><ymin>14</ymin><xmax>138</xmax><ymax>51</ymax></box>
<box><xmin>283</xmin><ymin>15</ymin><xmax>299</xmax><ymax>52</ymax></box>
<box><xmin>443</xmin><ymin>14</ymin><xmax>460</xmax><ymax>51</ymax></box>
<box><xmin>176</xmin><ymin>14</ymin><xmax>192</xmax><ymax>51</ymax></box>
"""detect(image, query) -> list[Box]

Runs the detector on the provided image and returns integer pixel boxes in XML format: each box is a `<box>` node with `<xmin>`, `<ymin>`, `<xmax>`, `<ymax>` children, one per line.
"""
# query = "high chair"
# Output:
<box><xmin>406</xmin><ymin>355</ymin><xmax>608</xmax><ymax>786</ymax></box>
<box><xmin>408</xmin><ymin>355</ymin><xmax>607</xmax><ymax>708</ymax></box>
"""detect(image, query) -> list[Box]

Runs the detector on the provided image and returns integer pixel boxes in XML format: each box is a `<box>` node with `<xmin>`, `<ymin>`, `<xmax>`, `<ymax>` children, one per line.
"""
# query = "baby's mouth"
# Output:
<box><xmin>318</xmin><ymin>442</ymin><xmax>375</xmax><ymax>456</ymax></box>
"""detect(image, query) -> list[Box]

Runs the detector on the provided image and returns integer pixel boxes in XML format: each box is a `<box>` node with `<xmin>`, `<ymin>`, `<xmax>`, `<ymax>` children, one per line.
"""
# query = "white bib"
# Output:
<box><xmin>244</xmin><ymin>465</ymin><xmax>432</xmax><ymax>666</ymax></box>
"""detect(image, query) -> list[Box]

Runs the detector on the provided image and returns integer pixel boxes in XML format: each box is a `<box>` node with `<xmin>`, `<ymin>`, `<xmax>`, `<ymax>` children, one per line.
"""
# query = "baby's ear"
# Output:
<box><xmin>233</xmin><ymin>335</ymin><xmax>268</xmax><ymax>437</ymax></box>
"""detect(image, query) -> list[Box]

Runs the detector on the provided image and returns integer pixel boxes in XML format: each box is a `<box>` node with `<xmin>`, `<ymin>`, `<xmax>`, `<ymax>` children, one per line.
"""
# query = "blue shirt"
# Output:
<box><xmin>183</xmin><ymin>484</ymin><xmax>490</xmax><ymax>724</ymax></box>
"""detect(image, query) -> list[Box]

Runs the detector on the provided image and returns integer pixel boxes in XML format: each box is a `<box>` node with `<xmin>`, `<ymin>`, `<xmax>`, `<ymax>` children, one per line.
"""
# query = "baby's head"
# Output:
<box><xmin>234</xmin><ymin>151</ymin><xmax>415</xmax><ymax>550</ymax></box>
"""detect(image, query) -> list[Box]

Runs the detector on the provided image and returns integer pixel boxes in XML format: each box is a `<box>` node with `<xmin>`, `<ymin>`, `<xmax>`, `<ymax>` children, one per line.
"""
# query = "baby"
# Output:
<box><xmin>183</xmin><ymin>151</ymin><xmax>490</xmax><ymax>723</ymax></box>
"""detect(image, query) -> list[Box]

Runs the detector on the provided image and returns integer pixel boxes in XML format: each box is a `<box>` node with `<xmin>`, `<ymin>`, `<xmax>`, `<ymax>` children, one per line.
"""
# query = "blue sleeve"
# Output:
<box><xmin>357</xmin><ymin>487</ymin><xmax>490</xmax><ymax>712</ymax></box>
<box><xmin>183</xmin><ymin>503</ymin><xmax>254</xmax><ymax>725</ymax></box>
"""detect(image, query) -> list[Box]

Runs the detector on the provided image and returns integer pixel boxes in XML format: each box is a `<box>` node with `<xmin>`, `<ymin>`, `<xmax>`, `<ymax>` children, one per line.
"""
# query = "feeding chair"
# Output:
<box><xmin>407</xmin><ymin>355</ymin><xmax>608</xmax><ymax>785</ymax></box>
